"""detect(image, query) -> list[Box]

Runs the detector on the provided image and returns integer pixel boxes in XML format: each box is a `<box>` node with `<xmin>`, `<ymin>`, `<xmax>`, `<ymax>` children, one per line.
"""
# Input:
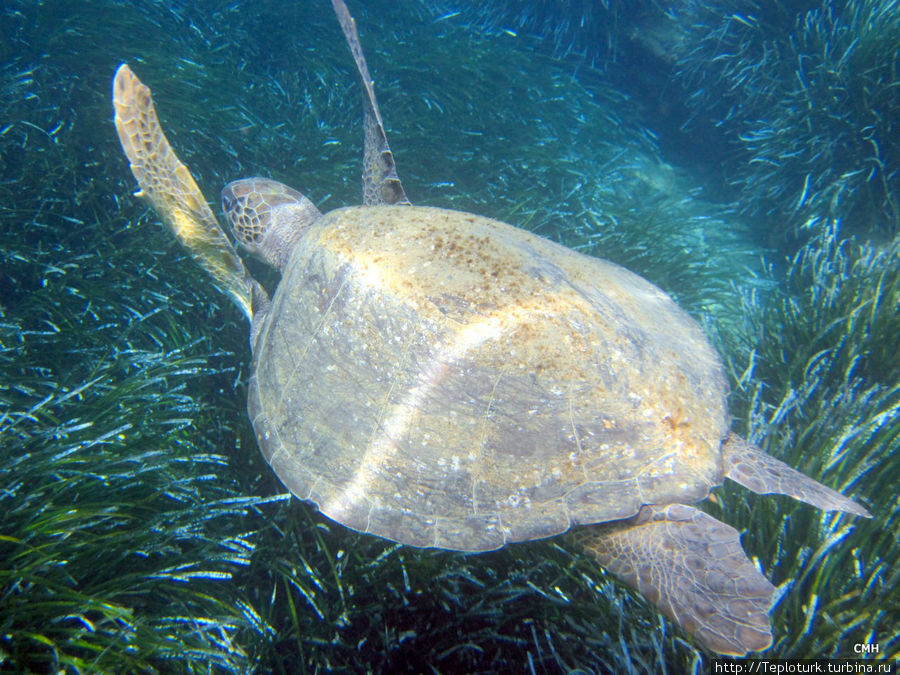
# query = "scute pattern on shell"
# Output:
<box><xmin>250</xmin><ymin>205</ymin><xmax>729</xmax><ymax>552</ymax></box>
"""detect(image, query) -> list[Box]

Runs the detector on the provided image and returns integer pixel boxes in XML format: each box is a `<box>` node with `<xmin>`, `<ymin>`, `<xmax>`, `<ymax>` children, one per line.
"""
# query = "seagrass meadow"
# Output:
<box><xmin>1</xmin><ymin>0</ymin><xmax>897</xmax><ymax>673</ymax></box>
<box><xmin>479</xmin><ymin>0</ymin><xmax>900</xmax><ymax>241</ymax></box>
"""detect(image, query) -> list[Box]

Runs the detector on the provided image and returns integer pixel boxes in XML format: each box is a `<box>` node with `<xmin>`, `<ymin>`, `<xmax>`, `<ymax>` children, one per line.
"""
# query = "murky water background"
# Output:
<box><xmin>2</xmin><ymin>1</ymin><xmax>897</xmax><ymax>671</ymax></box>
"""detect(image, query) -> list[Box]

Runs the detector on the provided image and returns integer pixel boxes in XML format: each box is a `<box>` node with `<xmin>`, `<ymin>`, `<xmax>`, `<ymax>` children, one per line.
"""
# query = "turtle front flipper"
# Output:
<box><xmin>331</xmin><ymin>0</ymin><xmax>410</xmax><ymax>207</ymax></box>
<box><xmin>575</xmin><ymin>504</ymin><xmax>775</xmax><ymax>655</ymax></box>
<box><xmin>113</xmin><ymin>64</ymin><xmax>259</xmax><ymax>321</ymax></box>
<box><xmin>723</xmin><ymin>435</ymin><xmax>871</xmax><ymax>517</ymax></box>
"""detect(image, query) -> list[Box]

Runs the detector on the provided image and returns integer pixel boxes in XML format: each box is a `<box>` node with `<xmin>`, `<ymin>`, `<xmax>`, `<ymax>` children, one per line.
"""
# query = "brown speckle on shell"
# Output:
<box><xmin>250</xmin><ymin>205</ymin><xmax>728</xmax><ymax>552</ymax></box>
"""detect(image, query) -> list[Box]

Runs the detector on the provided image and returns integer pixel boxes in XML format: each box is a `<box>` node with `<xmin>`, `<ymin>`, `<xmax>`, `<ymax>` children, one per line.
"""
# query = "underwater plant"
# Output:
<box><xmin>2</xmin><ymin>0</ymin><xmax>896</xmax><ymax>672</ymax></box>
<box><xmin>655</xmin><ymin>0</ymin><xmax>900</xmax><ymax>238</ymax></box>
<box><xmin>711</xmin><ymin>222</ymin><xmax>900</xmax><ymax>659</ymax></box>
<box><xmin>0</xmin><ymin>1</ymin><xmax>699</xmax><ymax>671</ymax></box>
<box><xmin>479</xmin><ymin>0</ymin><xmax>900</xmax><ymax>239</ymax></box>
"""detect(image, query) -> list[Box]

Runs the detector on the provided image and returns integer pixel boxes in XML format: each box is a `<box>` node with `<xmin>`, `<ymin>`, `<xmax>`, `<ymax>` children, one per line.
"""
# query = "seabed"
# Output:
<box><xmin>1</xmin><ymin>0</ymin><xmax>897</xmax><ymax>672</ymax></box>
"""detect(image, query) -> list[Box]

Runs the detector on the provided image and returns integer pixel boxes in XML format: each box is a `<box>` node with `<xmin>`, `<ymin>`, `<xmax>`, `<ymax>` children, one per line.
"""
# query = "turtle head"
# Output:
<box><xmin>221</xmin><ymin>177</ymin><xmax>322</xmax><ymax>272</ymax></box>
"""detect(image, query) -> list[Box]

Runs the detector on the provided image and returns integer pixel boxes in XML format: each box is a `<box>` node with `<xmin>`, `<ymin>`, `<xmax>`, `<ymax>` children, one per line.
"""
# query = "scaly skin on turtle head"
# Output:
<box><xmin>221</xmin><ymin>177</ymin><xmax>322</xmax><ymax>272</ymax></box>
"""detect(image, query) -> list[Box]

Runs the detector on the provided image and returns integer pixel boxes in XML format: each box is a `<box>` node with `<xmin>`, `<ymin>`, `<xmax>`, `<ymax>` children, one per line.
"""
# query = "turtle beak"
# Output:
<box><xmin>221</xmin><ymin>186</ymin><xmax>237</xmax><ymax>216</ymax></box>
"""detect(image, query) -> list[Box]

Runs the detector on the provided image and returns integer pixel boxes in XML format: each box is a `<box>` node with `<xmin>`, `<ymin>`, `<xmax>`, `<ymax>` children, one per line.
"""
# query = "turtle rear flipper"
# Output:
<box><xmin>113</xmin><ymin>64</ymin><xmax>259</xmax><ymax>320</ymax></box>
<box><xmin>576</xmin><ymin>504</ymin><xmax>775</xmax><ymax>655</ymax></box>
<box><xmin>332</xmin><ymin>0</ymin><xmax>410</xmax><ymax>206</ymax></box>
<box><xmin>723</xmin><ymin>435</ymin><xmax>871</xmax><ymax>517</ymax></box>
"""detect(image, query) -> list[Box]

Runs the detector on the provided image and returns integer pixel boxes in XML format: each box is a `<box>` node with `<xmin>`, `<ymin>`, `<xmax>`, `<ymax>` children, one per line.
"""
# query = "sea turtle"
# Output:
<box><xmin>112</xmin><ymin>0</ymin><xmax>870</xmax><ymax>656</ymax></box>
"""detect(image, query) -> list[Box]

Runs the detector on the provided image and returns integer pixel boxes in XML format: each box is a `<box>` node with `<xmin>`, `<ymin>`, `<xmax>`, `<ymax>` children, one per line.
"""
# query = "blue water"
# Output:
<box><xmin>1</xmin><ymin>0</ymin><xmax>896</xmax><ymax>671</ymax></box>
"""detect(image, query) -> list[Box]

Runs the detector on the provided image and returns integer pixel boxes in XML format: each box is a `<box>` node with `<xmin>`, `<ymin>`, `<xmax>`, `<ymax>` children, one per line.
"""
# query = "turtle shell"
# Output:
<box><xmin>248</xmin><ymin>205</ymin><xmax>729</xmax><ymax>552</ymax></box>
